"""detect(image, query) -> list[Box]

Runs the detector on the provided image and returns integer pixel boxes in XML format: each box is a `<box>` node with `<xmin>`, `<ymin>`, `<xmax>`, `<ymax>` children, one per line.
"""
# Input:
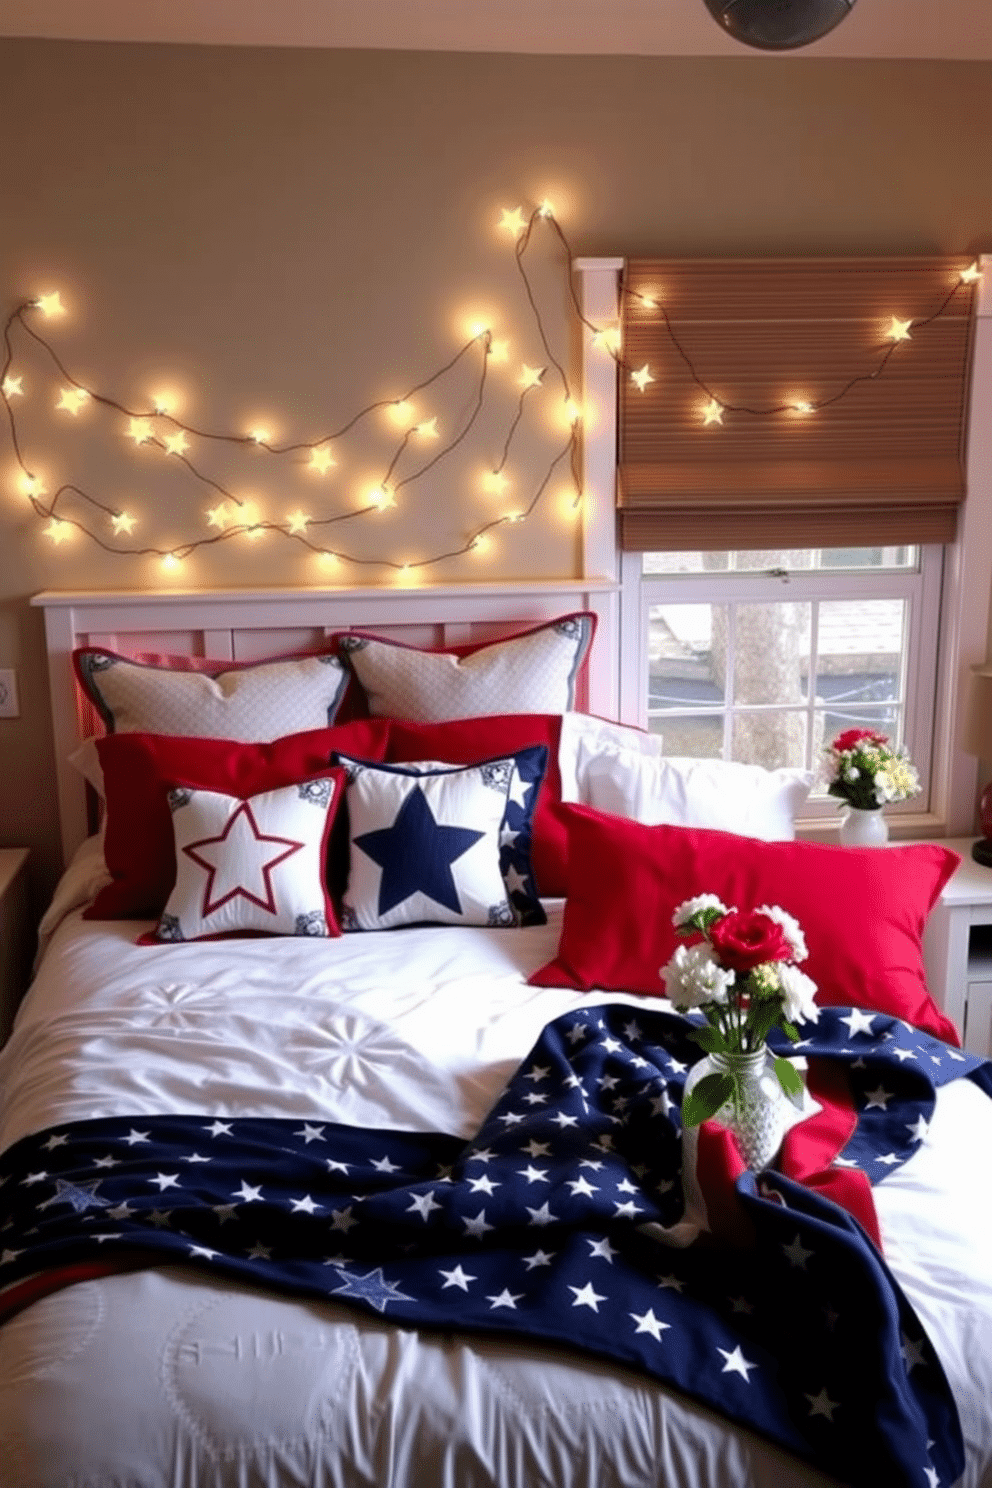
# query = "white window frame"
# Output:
<box><xmin>618</xmin><ymin>545</ymin><xmax>943</xmax><ymax>823</ymax></box>
<box><xmin>573</xmin><ymin>254</ymin><xmax>992</xmax><ymax>840</ymax></box>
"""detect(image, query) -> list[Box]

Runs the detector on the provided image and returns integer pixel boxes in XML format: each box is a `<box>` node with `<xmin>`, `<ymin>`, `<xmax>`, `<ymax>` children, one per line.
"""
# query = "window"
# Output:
<box><xmin>619</xmin><ymin>545</ymin><xmax>943</xmax><ymax>818</ymax></box>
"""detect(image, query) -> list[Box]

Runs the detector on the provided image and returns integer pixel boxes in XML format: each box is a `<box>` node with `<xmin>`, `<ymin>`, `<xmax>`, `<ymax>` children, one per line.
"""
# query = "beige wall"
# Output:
<box><xmin>1</xmin><ymin>39</ymin><xmax>991</xmax><ymax>907</ymax></box>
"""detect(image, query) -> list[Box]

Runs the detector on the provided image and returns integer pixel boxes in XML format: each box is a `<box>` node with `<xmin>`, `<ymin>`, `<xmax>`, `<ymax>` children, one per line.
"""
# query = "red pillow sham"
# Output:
<box><xmin>381</xmin><ymin>714</ymin><xmax>568</xmax><ymax>895</ymax></box>
<box><xmin>89</xmin><ymin>719</ymin><xmax>390</xmax><ymax>919</ymax></box>
<box><xmin>530</xmin><ymin>806</ymin><xmax>960</xmax><ymax>1043</ymax></box>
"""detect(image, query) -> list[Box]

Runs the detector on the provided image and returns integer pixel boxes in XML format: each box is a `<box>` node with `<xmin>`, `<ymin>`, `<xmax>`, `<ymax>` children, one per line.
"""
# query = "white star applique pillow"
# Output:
<box><xmin>340</xmin><ymin>757</ymin><xmax>531</xmax><ymax>931</ymax></box>
<box><xmin>146</xmin><ymin>774</ymin><xmax>343</xmax><ymax>942</ymax></box>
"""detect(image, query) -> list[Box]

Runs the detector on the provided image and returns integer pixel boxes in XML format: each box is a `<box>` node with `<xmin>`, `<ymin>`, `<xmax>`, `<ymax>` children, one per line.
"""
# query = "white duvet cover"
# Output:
<box><xmin>2</xmin><ymin>838</ymin><xmax>992</xmax><ymax>1488</ymax></box>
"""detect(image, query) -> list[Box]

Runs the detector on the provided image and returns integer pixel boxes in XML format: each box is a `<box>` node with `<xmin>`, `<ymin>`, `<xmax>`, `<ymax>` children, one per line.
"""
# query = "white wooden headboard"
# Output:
<box><xmin>32</xmin><ymin>579</ymin><xmax>619</xmax><ymax>867</ymax></box>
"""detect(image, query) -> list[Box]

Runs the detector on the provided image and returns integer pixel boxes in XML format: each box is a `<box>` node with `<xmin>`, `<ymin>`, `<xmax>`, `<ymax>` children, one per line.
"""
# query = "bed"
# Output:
<box><xmin>2</xmin><ymin>583</ymin><xmax>992</xmax><ymax>1488</ymax></box>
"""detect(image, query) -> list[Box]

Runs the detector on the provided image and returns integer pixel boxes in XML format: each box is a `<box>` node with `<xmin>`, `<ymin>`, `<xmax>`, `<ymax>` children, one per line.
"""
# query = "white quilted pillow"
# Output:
<box><xmin>581</xmin><ymin>744</ymin><xmax>814</xmax><ymax>841</ymax></box>
<box><xmin>338</xmin><ymin>615</ymin><xmax>594</xmax><ymax>722</ymax></box>
<box><xmin>75</xmin><ymin>648</ymin><xmax>348</xmax><ymax>741</ymax></box>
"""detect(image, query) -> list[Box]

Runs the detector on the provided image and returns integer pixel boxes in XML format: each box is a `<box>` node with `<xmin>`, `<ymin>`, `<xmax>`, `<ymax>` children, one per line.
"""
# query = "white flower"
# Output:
<box><xmin>671</xmin><ymin>894</ymin><xmax>731</xmax><ymax>930</ymax></box>
<box><xmin>754</xmin><ymin>903</ymin><xmax>808</xmax><ymax>963</ymax></box>
<box><xmin>844</xmin><ymin>767</ymin><xmax>860</xmax><ymax>782</ymax></box>
<box><xmin>660</xmin><ymin>943</ymin><xmax>735</xmax><ymax>1008</ymax></box>
<box><xmin>874</xmin><ymin>758</ymin><xmax>920</xmax><ymax>803</ymax></box>
<box><xmin>777</xmin><ymin>963</ymin><xmax>819</xmax><ymax>1025</ymax></box>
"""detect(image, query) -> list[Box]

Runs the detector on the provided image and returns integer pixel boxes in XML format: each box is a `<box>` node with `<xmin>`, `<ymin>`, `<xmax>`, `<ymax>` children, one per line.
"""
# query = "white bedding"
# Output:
<box><xmin>2</xmin><ymin>838</ymin><xmax>992</xmax><ymax>1488</ymax></box>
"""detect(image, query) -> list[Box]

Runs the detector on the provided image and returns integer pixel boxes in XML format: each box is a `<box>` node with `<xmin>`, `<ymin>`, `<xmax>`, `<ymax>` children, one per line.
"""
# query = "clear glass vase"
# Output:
<box><xmin>839</xmin><ymin>805</ymin><xmax>889</xmax><ymax>847</ymax></box>
<box><xmin>682</xmin><ymin>1046</ymin><xmax>791</xmax><ymax>1171</ymax></box>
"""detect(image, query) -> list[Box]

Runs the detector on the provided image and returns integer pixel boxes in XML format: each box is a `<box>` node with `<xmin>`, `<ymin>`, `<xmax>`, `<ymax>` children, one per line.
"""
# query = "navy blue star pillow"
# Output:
<box><xmin>337</xmin><ymin>749</ymin><xmax>547</xmax><ymax>931</ymax></box>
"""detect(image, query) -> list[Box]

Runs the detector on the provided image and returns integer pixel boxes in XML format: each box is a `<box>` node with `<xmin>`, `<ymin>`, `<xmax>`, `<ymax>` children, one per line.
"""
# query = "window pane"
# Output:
<box><xmin>731</xmin><ymin>710</ymin><xmax>809</xmax><ymax>770</ymax></box>
<box><xmin>648</xmin><ymin>603</ymin><xmax>726</xmax><ymax>709</ymax></box>
<box><xmin>813</xmin><ymin>599</ymin><xmax>905</xmax><ymax>709</ymax></box>
<box><xmin>654</xmin><ymin>714</ymin><xmax>725</xmax><ymax>758</ymax></box>
<box><xmin>731</xmin><ymin>602</ymin><xmax>811</xmax><ymax>709</ymax></box>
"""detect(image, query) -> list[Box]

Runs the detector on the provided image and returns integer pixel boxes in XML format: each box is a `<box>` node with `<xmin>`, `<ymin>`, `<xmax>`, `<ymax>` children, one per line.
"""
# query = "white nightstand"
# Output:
<box><xmin>0</xmin><ymin>848</ymin><xmax>31</xmax><ymax>1045</ymax></box>
<box><xmin>921</xmin><ymin>838</ymin><xmax>992</xmax><ymax>1056</ymax></box>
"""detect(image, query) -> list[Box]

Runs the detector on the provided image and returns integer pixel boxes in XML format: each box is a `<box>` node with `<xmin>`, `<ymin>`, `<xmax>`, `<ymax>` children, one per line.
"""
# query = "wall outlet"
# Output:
<box><xmin>0</xmin><ymin>669</ymin><xmax>19</xmax><ymax>718</ymax></box>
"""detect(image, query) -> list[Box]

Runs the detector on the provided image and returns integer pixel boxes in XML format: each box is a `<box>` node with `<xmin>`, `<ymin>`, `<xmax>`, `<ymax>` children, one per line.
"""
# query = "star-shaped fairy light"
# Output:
<box><xmin>163</xmin><ymin>430</ymin><xmax>190</xmax><ymax>457</ymax></box>
<box><xmin>111</xmin><ymin>512</ymin><xmax>136</xmax><ymax>536</ymax></box>
<box><xmin>701</xmin><ymin>398</ymin><xmax>724</xmax><ymax>426</ymax></box>
<box><xmin>182</xmin><ymin>800</ymin><xmax>303</xmax><ymax>917</ymax></box>
<box><xmin>56</xmin><ymin>387</ymin><xmax>89</xmax><ymax>415</ymax></box>
<box><xmin>887</xmin><ymin>316</ymin><xmax>913</xmax><ymax>342</ymax></box>
<box><xmin>35</xmin><ymin>291</ymin><xmax>65</xmax><ymax>317</ymax></box>
<box><xmin>44</xmin><ymin>519</ymin><xmax>71</xmax><ymax>545</ymax></box>
<box><xmin>2</xmin><ymin>375</ymin><xmax>23</xmax><ymax>398</ymax></box>
<box><xmin>307</xmin><ymin>445</ymin><xmax>336</xmax><ymax>475</ymax></box>
<box><xmin>518</xmin><ymin>364</ymin><xmax>545</xmax><ymax>390</ymax></box>
<box><xmin>285</xmin><ymin>510</ymin><xmax>310</xmax><ymax>535</ymax></box>
<box><xmin>127</xmin><ymin>417</ymin><xmax>153</xmax><ymax>446</ymax></box>
<box><xmin>960</xmin><ymin>262</ymin><xmax>982</xmax><ymax>284</ymax></box>
<box><xmin>414</xmin><ymin>417</ymin><xmax>439</xmax><ymax>440</ymax></box>
<box><xmin>630</xmin><ymin>364</ymin><xmax>655</xmax><ymax>392</ymax></box>
<box><xmin>498</xmin><ymin>206</ymin><xmax>528</xmax><ymax>236</ymax></box>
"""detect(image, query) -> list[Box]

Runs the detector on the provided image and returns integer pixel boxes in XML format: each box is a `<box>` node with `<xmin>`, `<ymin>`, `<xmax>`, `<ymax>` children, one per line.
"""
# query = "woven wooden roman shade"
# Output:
<box><xmin>618</xmin><ymin>257</ymin><xmax>976</xmax><ymax>551</ymax></box>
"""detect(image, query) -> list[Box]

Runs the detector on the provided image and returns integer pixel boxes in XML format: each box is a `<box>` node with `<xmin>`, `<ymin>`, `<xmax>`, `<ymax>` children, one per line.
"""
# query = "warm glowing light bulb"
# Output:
<box><xmin>111</xmin><ymin>511</ymin><xmax>136</xmax><ymax>536</ymax></box>
<box><xmin>286</xmin><ymin>510</ymin><xmax>310</xmax><ymax>535</ymax></box>
<box><xmin>637</xmin><ymin>293</ymin><xmax>659</xmax><ymax>310</ymax></box>
<box><xmin>388</xmin><ymin>400</ymin><xmax>414</xmax><ymax>428</ymax></box>
<box><xmin>35</xmin><ymin>291</ymin><xmax>65</xmax><ymax>317</ymax></box>
<box><xmin>887</xmin><ymin>316</ymin><xmax>913</xmax><ymax>342</ymax></box>
<box><xmin>701</xmin><ymin>398</ymin><xmax>724</xmax><ymax>426</ymax></box>
<box><xmin>249</xmin><ymin>428</ymin><xmax>271</xmax><ymax>445</ymax></box>
<box><xmin>518</xmin><ymin>364</ymin><xmax>545</xmax><ymax>390</ymax></box>
<box><xmin>368</xmin><ymin>484</ymin><xmax>395</xmax><ymax>511</ymax></box>
<box><xmin>630</xmin><ymin>364</ymin><xmax>654</xmax><ymax>392</ymax></box>
<box><xmin>415</xmin><ymin>417</ymin><xmax>439</xmax><ymax>440</ymax></box>
<box><xmin>317</xmin><ymin>550</ymin><xmax>340</xmax><ymax>571</ymax></box>
<box><xmin>498</xmin><ymin>206</ymin><xmax>528</xmax><ymax>236</ymax></box>
<box><xmin>537</xmin><ymin>198</ymin><xmax>555</xmax><ymax>219</ymax></box>
<box><xmin>151</xmin><ymin>391</ymin><xmax>179</xmax><ymax>416</ymax></box>
<box><xmin>471</xmin><ymin>533</ymin><xmax>492</xmax><ymax>556</ymax></box>
<box><xmin>558</xmin><ymin>487</ymin><xmax>583</xmax><ymax>520</ymax></box>
<box><xmin>127</xmin><ymin>417</ymin><xmax>154</xmax><ymax>446</ymax></box>
<box><xmin>487</xmin><ymin>338</ymin><xmax>510</xmax><ymax>363</ymax></box>
<box><xmin>18</xmin><ymin>472</ymin><xmax>45</xmax><ymax>498</ymax></box>
<box><xmin>466</xmin><ymin>318</ymin><xmax>492</xmax><ymax>340</ymax></box>
<box><xmin>961</xmin><ymin>262</ymin><xmax>982</xmax><ymax>284</ymax></box>
<box><xmin>563</xmin><ymin>399</ymin><xmax>582</xmax><ymax>426</ymax></box>
<box><xmin>163</xmin><ymin>431</ymin><xmax>190</xmax><ymax>457</ymax></box>
<box><xmin>161</xmin><ymin>552</ymin><xmax>181</xmax><ymax>572</ymax></box>
<box><xmin>482</xmin><ymin>470</ymin><xmax>510</xmax><ymax>495</ymax></box>
<box><xmin>56</xmin><ymin>387</ymin><xmax>89</xmax><ymax>415</ymax></box>
<box><xmin>395</xmin><ymin>562</ymin><xmax>420</xmax><ymax>587</ymax></box>
<box><xmin>793</xmin><ymin>400</ymin><xmax>814</xmax><ymax>414</ymax></box>
<box><xmin>44</xmin><ymin>518</ymin><xmax>71</xmax><ymax>545</ymax></box>
<box><xmin>592</xmin><ymin>326</ymin><xmax>622</xmax><ymax>355</ymax></box>
<box><xmin>2</xmin><ymin>376</ymin><xmax>23</xmax><ymax>398</ymax></box>
<box><xmin>308</xmin><ymin>446</ymin><xmax>336</xmax><ymax>475</ymax></box>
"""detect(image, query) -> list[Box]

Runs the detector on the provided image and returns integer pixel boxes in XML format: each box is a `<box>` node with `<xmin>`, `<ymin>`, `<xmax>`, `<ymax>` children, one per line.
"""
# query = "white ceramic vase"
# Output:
<box><xmin>839</xmin><ymin>805</ymin><xmax>889</xmax><ymax>847</ymax></box>
<box><xmin>682</xmin><ymin>1046</ymin><xmax>791</xmax><ymax>1172</ymax></box>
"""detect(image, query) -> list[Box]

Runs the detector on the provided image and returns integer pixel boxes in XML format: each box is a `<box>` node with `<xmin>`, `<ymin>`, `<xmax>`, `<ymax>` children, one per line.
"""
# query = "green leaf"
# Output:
<box><xmin>780</xmin><ymin>1019</ymin><xmax>800</xmax><ymax>1043</ymax></box>
<box><xmin>774</xmin><ymin>1056</ymin><xmax>804</xmax><ymax>1099</ymax></box>
<box><xmin>681</xmin><ymin>1071</ymin><xmax>735</xmax><ymax>1128</ymax></box>
<box><xmin>745</xmin><ymin>1001</ymin><xmax>782</xmax><ymax>1048</ymax></box>
<box><xmin>688</xmin><ymin>1025</ymin><xmax>727</xmax><ymax>1054</ymax></box>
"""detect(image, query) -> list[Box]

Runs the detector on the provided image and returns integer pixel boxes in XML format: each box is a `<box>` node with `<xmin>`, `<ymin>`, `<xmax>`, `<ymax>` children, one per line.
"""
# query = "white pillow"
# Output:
<box><xmin>581</xmin><ymin>744</ymin><xmax>814</xmax><ymax>841</ymax></box>
<box><xmin>340</xmin><ymin>757</ymin><xmax>527</xmax><ymax>931</ymax></box>
<box><xmin>74</xmin><ymin>648</ymin><xmax>349</xmax><ymax>741</ymax></box>
<box><xmin>557</xmin><ymin>711</ymin><xmax>663</xmax><ymax>803</ymax></box>
<box><xmin>338</xmin><ymin>614</ymin><xmax>594</xmax><ymax>722</ymax></box>
<box><xmin>148</xmin><ymin>777</ymin><xmax>341</xmax><ymax>942</ymax></box>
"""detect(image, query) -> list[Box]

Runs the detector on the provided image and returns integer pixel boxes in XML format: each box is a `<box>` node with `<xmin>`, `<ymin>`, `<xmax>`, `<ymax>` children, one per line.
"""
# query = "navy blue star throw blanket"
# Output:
<box><xmin>2</xmin><ymin>1004</ymin><xmax>990</xmax><ymax>1488</ymax></box>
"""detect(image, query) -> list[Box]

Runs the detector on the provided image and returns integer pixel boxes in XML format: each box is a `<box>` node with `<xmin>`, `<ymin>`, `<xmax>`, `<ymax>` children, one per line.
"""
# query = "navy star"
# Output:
<box><xmin>806</xmin><ymin>1387</ymin><xmax>840</xmax><ymax>1420</ymax></box>
<box><xmin>331</xmin><ymin>1265</ymin><xmax>414</xmax><ymax>1313</ymax></box>
<box><xmin>355</xmin><ymin>785</ymin><xmax>484</xmax><ymax>916</ymax></box>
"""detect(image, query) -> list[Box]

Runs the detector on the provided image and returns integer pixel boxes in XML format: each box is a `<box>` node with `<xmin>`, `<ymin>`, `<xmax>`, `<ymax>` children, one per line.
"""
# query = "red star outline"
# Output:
<box><xmin>183</xmin><ymin>800</ymin><xmax>304</xmax><ymax>919</ymax></box>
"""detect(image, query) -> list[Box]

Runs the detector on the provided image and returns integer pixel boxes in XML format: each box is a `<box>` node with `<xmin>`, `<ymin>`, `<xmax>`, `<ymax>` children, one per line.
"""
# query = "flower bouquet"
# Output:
<box><xmin>660</xmin><ymin>896</ymin><xmax>819</xmax><ymax>1136</ymax></box>
<box><xmin>824</xmin><ymin>728</ymin><xmax>920</xmax><ymax>811</ymax></box>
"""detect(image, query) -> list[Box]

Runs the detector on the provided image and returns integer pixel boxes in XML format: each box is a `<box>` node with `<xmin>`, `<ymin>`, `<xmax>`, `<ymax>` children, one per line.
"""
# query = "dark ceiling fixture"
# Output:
<box><xmin>703</xmin><ymin>0</ymin><xmax>858</xmax><ymax>51</ymax></box>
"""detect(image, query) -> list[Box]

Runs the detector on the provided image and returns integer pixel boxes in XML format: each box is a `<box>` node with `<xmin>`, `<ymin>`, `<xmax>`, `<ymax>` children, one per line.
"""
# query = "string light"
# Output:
<box><xmin>34</xmin><ymin>292</ymin><xmax>64</xmax><ymax>317</ymax></box>
<box><xmin>110</xmin><ymin>511</ymin><xmax>136</xmax><ymax>535</ymax></box>
<box><xmin>44</xmin><ymin>517</ymin><xmax>71</xmax><ymax>544</ymax></box>
<box><xmin>701</xmin><ymin>398</ymin><xmax>724</xmax><ymax>426</ymax></box>
<box><xmin>518</xmin><ymin>364</ymin><xmax>545</xmax><ymax>389</ymax></box>
<box><xmin>307</xmin><ymin>446</ymin><xmax>336</xmax><ymax>474</ymax></box>
<box><xmin>630</xmin><ymin>364</ymin><xmax>654</xmax><ymax>392</ymax></box>
<box><xmin>162</xmin><ymin>430</ymin><xmax>190</xmax><ymax>457</ymax></box>
<box><xmin>887</xmin><ymin>316</ymin><xmax>913</xmax><ymax>342</ymax></box>
<box><xmin>961</xmin><ymin>262</ymin><xmax>982</xmax><ymax>284</ymax></box>
<box><xmin>56</xmin><ymin>387</ymin><xmax>88</xmax><ymax>415</ymax></box>
<box><xmin>1</xmin><ymin>375</ymin><xmax>22</xmax><ymax>398</ymax></box>
<box><xmin>498</xmin><ymin>207</ymin><xmax>528</xmax><ymax>237</ymax></box>
<box><xmin>286</xmin><ymin>509</ymin><xmax>310</xmax><ymax>535</ymax></box>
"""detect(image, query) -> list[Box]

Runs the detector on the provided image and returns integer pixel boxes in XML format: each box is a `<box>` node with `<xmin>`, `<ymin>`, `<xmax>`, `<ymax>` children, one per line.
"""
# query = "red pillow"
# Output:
<box><xmin>530</xmin><ymin>806</ymin><xmax>960</xmax><ymax>1043</ymax></box>
<box><xmin>382</xmin><ymin>714</ymin><xmax>568</xmax><ymax>895</ymax></box>
<box><xmin>89</xmin><ymin>719</ymin><xmax>390</xmax><ymax>919</ymax></box>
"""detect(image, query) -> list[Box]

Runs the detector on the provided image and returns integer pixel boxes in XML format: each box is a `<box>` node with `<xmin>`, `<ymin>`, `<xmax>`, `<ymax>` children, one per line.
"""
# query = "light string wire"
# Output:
<box><xmin>611</xmin><ymin>261</ymin><xmax>981</xmax><ymax>418</ymax></box>
<box><xmin>0</xmin><ymin>209</ymin><xmax>581</xmax><ymax>574</ymax></box>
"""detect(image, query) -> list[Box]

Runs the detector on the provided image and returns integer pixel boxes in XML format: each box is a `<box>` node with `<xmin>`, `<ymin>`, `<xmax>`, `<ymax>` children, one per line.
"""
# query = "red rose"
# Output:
<box><xmin>832</xmin><ymin>728</ymin><xmax>889</xmax><ymax>753</ymax></box>
<box><xmin>709</xmin><ymin>909</ymin><xmax>792</xmax><ymax>974</ymax></box>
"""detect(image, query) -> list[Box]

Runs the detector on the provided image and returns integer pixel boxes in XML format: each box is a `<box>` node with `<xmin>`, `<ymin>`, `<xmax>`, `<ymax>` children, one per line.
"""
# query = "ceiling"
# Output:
<box><xmin>1</xmin><ymin>0</ymin><xmax>991</xmax><ymax>60</ymax></box>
